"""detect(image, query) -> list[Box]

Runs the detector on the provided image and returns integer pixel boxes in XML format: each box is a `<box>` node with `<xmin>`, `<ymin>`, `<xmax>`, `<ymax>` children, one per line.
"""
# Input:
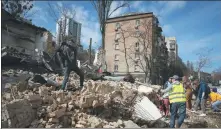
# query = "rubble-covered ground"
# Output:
<box><xmin>1</xmin><ymin>69</ymin><xmax>221</xmax><ymax>128</ymax></box>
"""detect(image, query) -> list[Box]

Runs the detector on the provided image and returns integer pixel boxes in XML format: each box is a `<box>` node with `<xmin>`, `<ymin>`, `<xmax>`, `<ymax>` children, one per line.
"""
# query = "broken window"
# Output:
<box><xmin>136</xmin><ymin>31</ymin><xmax>140</xmax><ymax>37</ymax></box>
<box><xmin>114</xmin><ymin>65</ymin><xmax>119</xmax><ymax>72</ymax></box>
<box><xmin>135</xmin><ymin>52</ymin><xmax>139</xmax><ymax>59</ymax></box>
<box><xmin>135</xmin><ymin>42</ymin><xmax>139</xmax><ymax>51</ymax></box>
<box><xmin>170</xmin><ymin>43</ymin><xmax>175</xmax><ymax>50</ymax></box>
<box><xmin>135</xmin><ymin>42</ymin><xmax>139</xmax><ymax>47</ymax></box>
<box><xmin>134</xmin><ymin>65</ymin><xmax>139</xmax><ymax>72</ymax></box>
<box><xmin>115</xmin><ymin>33</ymin><xmax>120</xmax><ymax>41</ymax></box>
<box><xmin>135</xmin><ymin>20</ymin><xmax>140</xmax><ymax>29</ymax></box>
<box><xmin>115</xmin><ymin>44</ymin><xmax>119</xmax><ymax>50</ymax></box>
<box><xmin>115</xmin><ymin>54</ymin><xmax>119</xmax><ymax>61</ymax></box>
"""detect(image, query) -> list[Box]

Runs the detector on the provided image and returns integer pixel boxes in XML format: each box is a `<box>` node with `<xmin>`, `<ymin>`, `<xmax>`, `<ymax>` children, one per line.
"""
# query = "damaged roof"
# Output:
<box><xmin>2</xmin><ymin>9</ymin><xmax>48</xmax><ymax>32</ymax></box>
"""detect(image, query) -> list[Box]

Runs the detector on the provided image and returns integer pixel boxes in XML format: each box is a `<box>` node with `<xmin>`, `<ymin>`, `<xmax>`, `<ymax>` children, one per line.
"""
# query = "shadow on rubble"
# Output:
<box><xmin>2</xmin><ymin>62</ymin><xmax>50</xmax><ymax>74</ymax></box>
<box><xmin>82</xmin><ymin>103</ymin><xmax>134</xmax><ymax>122</ymax></box>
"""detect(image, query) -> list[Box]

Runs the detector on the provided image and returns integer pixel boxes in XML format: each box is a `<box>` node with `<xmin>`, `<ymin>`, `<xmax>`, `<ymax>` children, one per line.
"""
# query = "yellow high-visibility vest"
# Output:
<box><xmin>169</xmin><ymin>83</ymin><xmax>186</xmax><ymax>103</ymax></box>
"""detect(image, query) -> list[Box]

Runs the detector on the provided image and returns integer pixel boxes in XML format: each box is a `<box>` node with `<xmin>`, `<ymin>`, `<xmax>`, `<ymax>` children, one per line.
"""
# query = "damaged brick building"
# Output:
<box><xmin>1</xmin><ymin>9</ymin><xmax>55</xmax><ymax>64</ymax></box>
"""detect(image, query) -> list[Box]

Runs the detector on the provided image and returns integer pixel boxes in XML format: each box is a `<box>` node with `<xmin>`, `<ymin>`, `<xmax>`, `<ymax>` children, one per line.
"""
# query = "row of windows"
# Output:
<box><xmin>114</xmin><ymin>42</ymin><xmax>140</xmax><ymax>50</ymax></box>
<box><xmin>114</xmin><ymin>31</ymin><xmax>141</xmax><ymax>43</ymax></box>
<box><xmin>114</xmin><ymin>53</ymin><xmax>140</xmax><ymax>61</ymax></box>
<box><xmin>114</xmin><ymin>64</ymin><xmax>139</xmax><ymax>72</ymax></box>
<box><xmin>115</xmin><ymin>19</ymin><xmax>141</xmax><ymax>30</ymax></box>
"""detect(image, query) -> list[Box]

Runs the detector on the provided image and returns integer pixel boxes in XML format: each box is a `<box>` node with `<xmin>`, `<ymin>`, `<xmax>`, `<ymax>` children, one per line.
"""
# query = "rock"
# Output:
<box><xmin>117</xmin><ymin>119</ymin><xmax>123</xmax><ymax>126</ymax></box>
<box><xmin>5</xmin><ymin>83</ymin><xmax>12</xmax><ymax>89</ymax></box>
<box><xmin>3</xmin><ymin>93</ymin><xmax>12</xmax><ymax>101</ymax></box>
<box><xmin>26</xmin><ymin>94</ymin><xmax>42</xmax><ymax>109</ymax></box>
<box><xmin>68</xmin><ymin>100</ymin><xmax>74</xmax><ymax>105</ymax></box>
<box><xmin>75</xmin><ymin>124</ymin><xmax>85</xmax><ymax>128</ymax></box>
<box><xmin>37</xmin><ymin>107</ymin><xmax>47</xmax><ymax>118</ymax></box>
<box><xmin>45</xmin><ymin>123</ymin><xmax>56</xmax><ymax>128</ymax></box>
<box><xmin>17</xmin><ymin>75</ymin><xmax>30</xmax><ymax>92</ymax></box>
<box><xmin>110</xmin><ymin>122</ymin><xmax>119</xmax><ymax>127</ymax></box>
<box><xmin>123</xmin><ymin>120</ymin><xmax>141</xmax><ymax>128</ymax></box>
<box><xmin>30</xmin><ymin>119</ymin><xmax>39</xmax><ymax>127</ymax></box>
<box><xmin>48</xmin><ymin>118</ymin><xmax>59</xmax><ymax>123</ymax></box>
<box><xmin>60</xmin><ymin>115</ymin><xmax>72</xmax><ymax>127</ymax></box>
<box><xmin>88</xmin><ymin>116</ymin><xmax>103</xmax><ymax>128</ymax></box>
<box><xmin>78</xmin><ymin>120</ymin><xmax>87</xmax><ymax>125</ymax></box>
<box><xmin>150</xmin><ymin>120</ymin><xmax>169</xmax><ymax>128</ymax></box>
<box><xmin>43</xmin><ymin>95</ymin><xmax>54</xmax><ymax>104</ymax></box>
<box><xmin>39</xmin><ymin>86</ymin><xmax>49</xmax><ymax>97</ymax></box>
<box><xmin>103</xmin><ymin>125</ymin><xmax>115</xmax><ymax>128</ymax></box>
<box><xmin>2</xmin><ymin>99</ymin><xmax>36</xmax><ymax>128</ymax></box>
<box><xmin>92</xmin><ymin>100</ymin><xmax>99</xmax><ymax>108</ymax></box>
<box><xmin>68</xmin><ymin>105</ymin><xmax>74</xmax><ymax>111</ymax></box>
<box><xmin>61</xmin><ymin>103</ymin><xmax>67</xmax><ymax>108</ymax></box>
<box><xmin>72</xmin><ymin>120</ymin><xmax>76</xmax><ymax>126</ymax></box>
<box><xmin>48</xmin><ymin>112</ymin><xmax>56</xmax><ymax>118</ymax></box>
<box><xmin>37</xmin><ymin>124</ymin><xmax>45</xmax><ymax>128</ymax></box>
<box><xmin>52</xmin><ymin>108</ymin><xmax>66</xmax><ymax>118</ymax></box>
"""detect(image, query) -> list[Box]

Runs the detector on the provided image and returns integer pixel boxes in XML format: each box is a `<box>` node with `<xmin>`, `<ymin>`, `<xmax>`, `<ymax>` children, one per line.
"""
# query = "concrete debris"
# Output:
<box><xmin>1</xmin><ymin>74</ymin><xmax>164</xmax><ymax>128</ymax></box>
<box><xmin>3</xmin><ymin>69</ymin><xmax>218</xmax><ymax>128</ymax></box>
<box><xmin>123</xmin><ymin>120</ymin><xmax>141</xmax><ymax>128</ymax></box>
<box><xmin>2</xmin><ymin>99</ymin><xmax>36</xmax><ymax>128</ymax></box>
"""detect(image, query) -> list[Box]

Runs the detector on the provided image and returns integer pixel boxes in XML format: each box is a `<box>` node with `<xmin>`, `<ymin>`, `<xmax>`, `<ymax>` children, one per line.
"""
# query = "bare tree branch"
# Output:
<box><xmin>195</xmin><ymin>47</ymin><xmax>213</xmax><ymax>80</ymax></box>
<box><xmin>91</xmin><ymin>0</ymin><xmax>130</xmax><ymax>71</ymax></box>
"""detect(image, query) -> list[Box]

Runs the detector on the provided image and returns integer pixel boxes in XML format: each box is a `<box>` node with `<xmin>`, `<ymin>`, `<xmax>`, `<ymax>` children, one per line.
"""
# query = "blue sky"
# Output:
<box><xmin>29</xmin><ymin>1</ymin><xmax>221</xmax><ymax>73</ymax></box>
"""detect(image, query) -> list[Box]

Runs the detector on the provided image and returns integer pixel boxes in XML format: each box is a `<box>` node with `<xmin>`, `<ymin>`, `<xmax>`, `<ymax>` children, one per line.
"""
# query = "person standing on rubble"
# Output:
<box><xmin>160</xmin><ymin>77</ymin><xmax>172</xmax><ymax>119</ymax></box>
<box><xmin>191</xmin><ymin>78</ymin><xmax>211</xmax><ymax>116</ymax></box>
<box><xmin>161</xmin><ymin>75</ymin><xmax>186</xmax><ymax>128</ymax></box>
<box><xmin>182</xmin><ymin>76</ymin><xmax>193</xmax><ymax>110</ymax></box>
<box><xmin>55</xmin><ymin>40</ymin><xmax>84</xmax><ymax>90</ymax></box>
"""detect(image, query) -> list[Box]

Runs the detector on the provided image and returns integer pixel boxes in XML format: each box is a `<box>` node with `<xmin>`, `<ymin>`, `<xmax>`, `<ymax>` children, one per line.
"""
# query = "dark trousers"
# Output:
<box><xmin>61</xmin><ymin>65</ymin><xmax>84</xmax><ymax>90</ymax></box>
<box><xmin>170</xmin><ymin>102</ymin><xmax>186</xmax><ymax>128</ymax></box>
<box><xmin>194</xmin><ymin>98</ymin><xmax>206</xmax><ymax>113</ymax></box>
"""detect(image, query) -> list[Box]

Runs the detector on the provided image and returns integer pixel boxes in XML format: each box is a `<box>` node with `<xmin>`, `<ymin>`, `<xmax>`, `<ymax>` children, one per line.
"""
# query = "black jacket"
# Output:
<box><xmin>57</xmin><ymin>42</ymin><xmax>78</xmax><ymax>68</ymax></box>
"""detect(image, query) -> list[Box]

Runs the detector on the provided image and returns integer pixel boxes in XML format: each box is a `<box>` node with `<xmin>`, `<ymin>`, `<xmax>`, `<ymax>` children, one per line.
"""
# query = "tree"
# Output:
<box><xmin>1</xmin><ymin>0</ymin><xmax>34</xmax><ymax>19</ymax></box>
<box><xmin>117</xmin><ymin>21</ymin><xmax>132</xmax><ymax>73</ymax></box>
<box><xmin>47</xmin><ymin>2</ymin><xmax>76</xmax><ymax>45</ymax></box>
<box><xmin>91</xmin><ymin>0</ymin><xmax>129</xmax><ymax>71</ymax></box>
<box><xmin>190</xmin><ymin>62</ymin><xmax>194</xmax><ymax>74</ymax></box>
<box><xmin>212</xmin><ymin>67</ymin><xmax>221</xmax><ymax>81</ymax></box>
<box><xmin>195</xmin><ymin>48</ymin><xmax>212</xmax><ymax>80</ymax></box>
<box><xmin>122</xmin><ymin>19</ymin><xmax>154</xmax><ymax>83</ymax></box>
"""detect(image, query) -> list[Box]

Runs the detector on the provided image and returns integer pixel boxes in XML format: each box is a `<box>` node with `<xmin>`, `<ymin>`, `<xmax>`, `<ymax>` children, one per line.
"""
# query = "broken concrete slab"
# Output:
<box><xmin>123</xmin><ymin>120</ymin><xmax>141</xmax><ymax>128</ymax></box>
<box><xmin>133</xmin><ymin>96</ymin><xmax>162</xmax><ymax>121</ymax></box>
<box><xmin>25</xmin><ymin>94</ymin><xmax>42</xmax><ymax>109</ymax></box>
<box><xmin>2</xmin><ymin>99</ymin><xmax>36</xmax><ymax>128</ymax></box>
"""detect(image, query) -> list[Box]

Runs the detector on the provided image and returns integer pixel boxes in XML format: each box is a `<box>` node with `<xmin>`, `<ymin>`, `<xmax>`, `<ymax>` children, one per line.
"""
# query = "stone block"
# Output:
<box><xmin>2</xmin><ymin>99</ymin><xmax>36</xmax><ymax>128</ymax></box>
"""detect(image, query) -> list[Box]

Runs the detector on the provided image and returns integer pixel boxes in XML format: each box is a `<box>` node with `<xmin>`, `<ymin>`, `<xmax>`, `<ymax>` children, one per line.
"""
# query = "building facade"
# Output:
<box><xmin>165</xmin><ymin>37</ymin><xmax>178</xmax><ymax>65</ymax></box>
<box><xmin>1</xmin><ymin>9</ymin><xmax>49</xmax><ymax>57</ymax></box>
<box><xmin>104</xmin><ymin>12</ymin><xmax>168</xmax><ymax>83</ymax></box>
<box><xmin>56</xmin><ymin>16</ymin><xmax>81</xmax><ymax>45</ymax></box>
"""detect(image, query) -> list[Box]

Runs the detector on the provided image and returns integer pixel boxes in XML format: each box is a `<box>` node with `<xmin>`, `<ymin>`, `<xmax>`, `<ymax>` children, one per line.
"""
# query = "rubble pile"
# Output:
<box><xmin>1</xmin><ymin>69</ymin><xmax>166</xmax><ymax>128</ymax></box>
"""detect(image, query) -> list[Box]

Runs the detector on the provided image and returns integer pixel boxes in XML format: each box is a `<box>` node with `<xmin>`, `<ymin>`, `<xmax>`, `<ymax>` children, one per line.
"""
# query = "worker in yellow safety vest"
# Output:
<box><xmin>161</xmin><ymin>75</ymin><xmax>186</xmax><ymax>128</ymax></box>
